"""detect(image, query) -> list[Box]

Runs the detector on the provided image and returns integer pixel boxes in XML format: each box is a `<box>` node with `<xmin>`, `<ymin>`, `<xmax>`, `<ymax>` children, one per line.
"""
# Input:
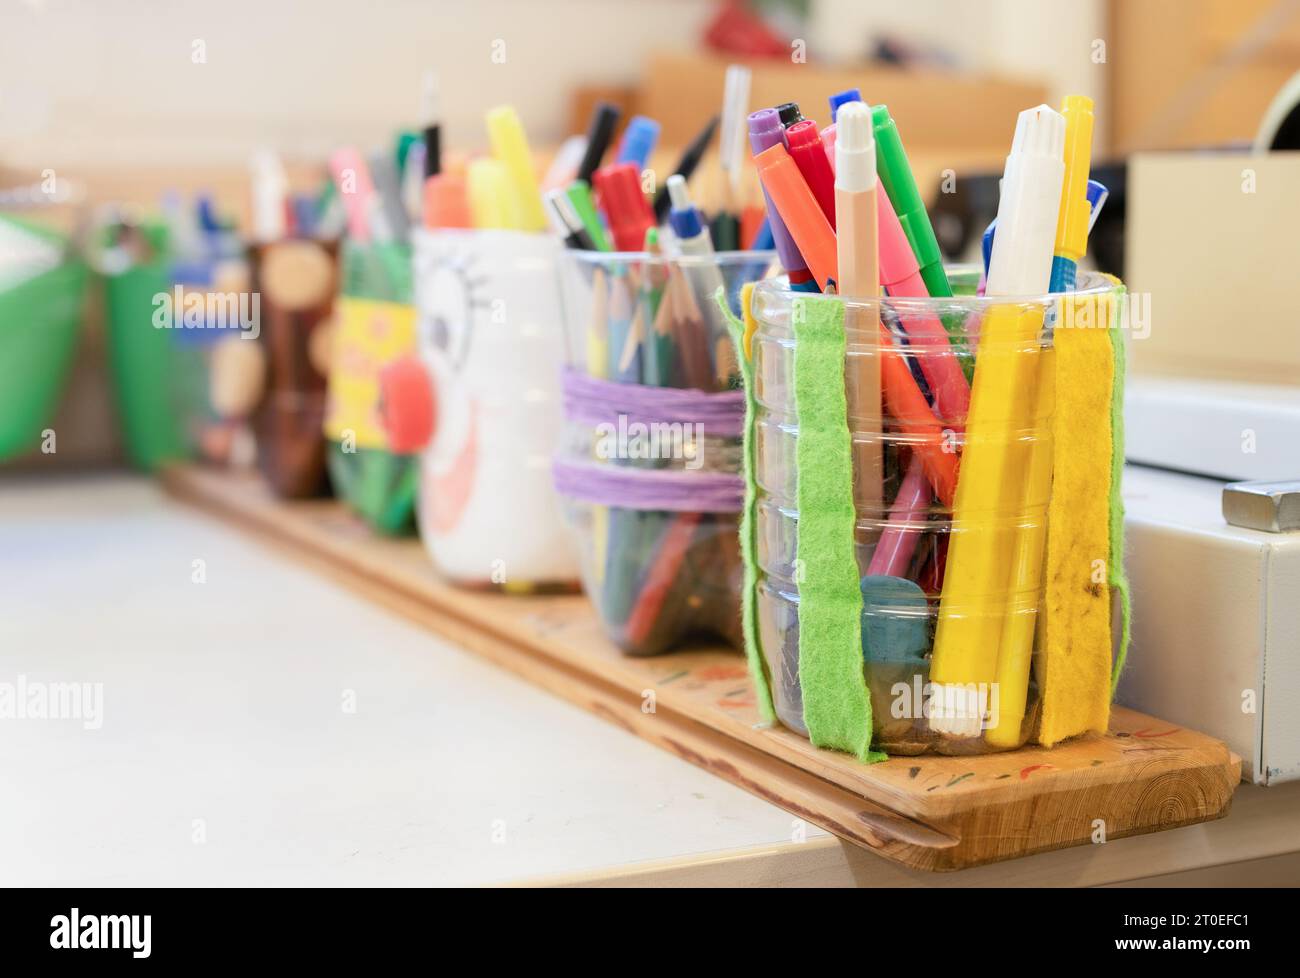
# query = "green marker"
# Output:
<box><xmin>565</xmin><ymin>179</ymin><xmax>611</xmax><ymax>252</ymax></box>
<box><xmin>871</xmin><ymin>104</ymin><xmax>952</xmax><ymax>299</ymax></box>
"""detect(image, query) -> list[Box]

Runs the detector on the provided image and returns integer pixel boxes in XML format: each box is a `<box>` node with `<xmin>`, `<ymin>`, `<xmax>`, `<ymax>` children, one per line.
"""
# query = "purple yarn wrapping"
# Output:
<box><xmin>552</xmin><ymin>458</ymin><xmax>743</xmax><ymax>513</ymax></box>
<box><xmin>561</xmin><ymin>367</ymin><xmax>746</xmax><ymax>440</ymax></box>
<box><xmin>554</xmin><ymin>367</ymin><xmax>745</xmax><ymax>512</ymax></box>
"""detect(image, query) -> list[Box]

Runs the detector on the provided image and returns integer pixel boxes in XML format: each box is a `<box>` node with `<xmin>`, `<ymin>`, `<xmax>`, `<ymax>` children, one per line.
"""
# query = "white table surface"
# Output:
<box><xmin>0</xmin><ymin>475</ymin><xmax>823</xmax><ymax>886</ymax></box>
<box><xmin>5</xmin><ymin>474</ymin><xmax>1296</xmax><ymax>888</ymax></box>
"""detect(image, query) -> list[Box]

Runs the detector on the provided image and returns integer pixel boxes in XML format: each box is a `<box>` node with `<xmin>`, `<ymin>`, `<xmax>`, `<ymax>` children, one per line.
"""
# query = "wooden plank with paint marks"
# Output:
<box><xmin>162</xmin><ymin>465</ymin><xmax>1240</xmax><ymax>871</ymax></box>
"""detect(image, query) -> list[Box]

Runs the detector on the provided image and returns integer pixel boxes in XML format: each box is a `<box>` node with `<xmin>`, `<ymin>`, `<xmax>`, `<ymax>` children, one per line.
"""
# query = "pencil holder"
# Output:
<box><xmin>0</xmin><ymin>217</ymin><xmax>87</xmax><ymax>461</ymax></box>
<box><xmin>378</xmin><ymin>229</ymin><xmax>578</xmax><ymax>587</ymax></box>
<box><xmin>98</xmin><ymin>220</ymin><xmax>190</xmax><ymax>469</ymax></box>
<box><xmin>166</xmin><ymin>244</ymin><xmax>254</xmax><ymax>466</ymax></box>
<box><xmin>734</xmin><ymin>267</ymin><xmax>1130</xmax><ymax>760</ymax></box>
<box><xmin>553</xmin><ymin>249</ymin><xmax>776</xmax><ymax>656</ymax></box>
<box><xmin>323</xmin><ymin>238</ymin><xmax>420</xmax><ymax>534</ymax></box>
<box><xmin>243</xmin><ymin>239</ymin><xmax>338</xmax><ymax>499</ymax></box>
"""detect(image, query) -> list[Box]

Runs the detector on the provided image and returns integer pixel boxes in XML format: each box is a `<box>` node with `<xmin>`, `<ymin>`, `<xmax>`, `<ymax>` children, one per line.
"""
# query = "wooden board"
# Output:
<box><xmin>162</xmin><ymin>465</ymin><xmax>1241</xmax><ymax>872</ymax></box>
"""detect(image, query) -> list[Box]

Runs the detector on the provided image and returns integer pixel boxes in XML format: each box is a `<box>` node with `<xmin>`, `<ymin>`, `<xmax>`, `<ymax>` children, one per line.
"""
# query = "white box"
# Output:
<box><xmin>1117</xmin><ymin>464</ymin><xmax>1300</xmax><ymax>784</ymax></box>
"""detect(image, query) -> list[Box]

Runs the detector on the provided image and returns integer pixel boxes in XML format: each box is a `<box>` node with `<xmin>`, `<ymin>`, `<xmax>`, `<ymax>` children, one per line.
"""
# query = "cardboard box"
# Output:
<box><xmin>1126</xmin><ymin>152</ymin><xmax>1300</xmax><ymax>387</ymax></box>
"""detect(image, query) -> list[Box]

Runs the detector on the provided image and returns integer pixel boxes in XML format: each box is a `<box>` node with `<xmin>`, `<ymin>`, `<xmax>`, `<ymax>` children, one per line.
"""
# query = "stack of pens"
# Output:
<box><xmin>737</xmin><ymin>90</ymin><xmax>1126</xmax><ymax>760</ymax></box>
<box><xmin>548</xmin><ymin>78</ymin><xmax>778</xmax><ymax>656</ymax></box>
<box><xmin>380</xmin><ymin>96</ymin><xmax>579</xmax><ymax>588</ymax></box>
<box><xmin>322</xmin><ymin>138</ymin><xmax>422</xmax><ymax>534</ymax></box>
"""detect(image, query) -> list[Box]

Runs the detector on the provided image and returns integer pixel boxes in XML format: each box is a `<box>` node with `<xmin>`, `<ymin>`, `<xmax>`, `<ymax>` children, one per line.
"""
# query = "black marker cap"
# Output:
<box><xmin>776</xmin><ymin>102</ymin><xmax>803</xmax><ymax>127</ymax></box>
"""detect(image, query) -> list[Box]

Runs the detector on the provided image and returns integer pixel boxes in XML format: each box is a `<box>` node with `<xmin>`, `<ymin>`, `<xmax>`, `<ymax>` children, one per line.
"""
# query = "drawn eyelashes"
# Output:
<box><xmin>423</xmin><ymin>250</ymin><xmax>492</xmax><ymax>372</ymax></box>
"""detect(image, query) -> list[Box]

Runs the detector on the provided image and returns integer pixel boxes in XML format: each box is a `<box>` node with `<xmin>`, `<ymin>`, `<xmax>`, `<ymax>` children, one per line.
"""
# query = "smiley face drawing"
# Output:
<box><xmin>416</xmin><ymin>245</ymin><xmax>492</xmax><ymax>535</ymax></box>
<box><xmin>410</xmin><ymin>229</ymin><xmax>579</xmax><ymax>585</ymax></box>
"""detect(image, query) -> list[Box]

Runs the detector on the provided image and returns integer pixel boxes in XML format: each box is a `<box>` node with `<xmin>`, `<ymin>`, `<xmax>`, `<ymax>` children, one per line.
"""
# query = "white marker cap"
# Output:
<box><xmin>986</xmin><ymin>104</ymin><xmax>1066</xmax><ymax>297</ymax></box>
<box><xmin>834</xmin><ymin>101</ymin><xmax>876</xmax><ymax>192</ymax></box>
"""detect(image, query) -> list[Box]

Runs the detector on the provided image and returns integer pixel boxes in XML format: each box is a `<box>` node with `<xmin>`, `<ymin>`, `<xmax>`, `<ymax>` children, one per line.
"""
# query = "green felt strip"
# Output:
<box><xmin>791</xmin><ymin>296</ymin><xmax>881</xmax><ymax>764</ymax></box>
<box><xmin>1106</xmin><ymin>281</ymin><xmax>1133</xmax><ymax>692</ymax></box>
<box><xmin>716</xmin><ymin>289</ymin><xmax>776</xmax><ymax>725</ymax></box>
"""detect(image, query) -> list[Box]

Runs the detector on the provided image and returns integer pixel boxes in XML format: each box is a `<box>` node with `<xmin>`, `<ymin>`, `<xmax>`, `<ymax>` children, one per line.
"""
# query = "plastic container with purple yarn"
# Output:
<box><xmin>553</xmin><ymin>249</ymin><xmax>775</xmax><ymax>656</ymax></box>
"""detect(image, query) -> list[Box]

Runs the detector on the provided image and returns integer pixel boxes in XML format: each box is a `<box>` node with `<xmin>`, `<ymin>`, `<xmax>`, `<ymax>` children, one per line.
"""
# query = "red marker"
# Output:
<box><xmin>593</xmin><ymin>162</ymin><xmax>654</xmax><ymax>252</ymax></box>
<box><xmin>785</xmin><ymin>119</ymin><xmax>837</xmax><ymax>230</ymax></box>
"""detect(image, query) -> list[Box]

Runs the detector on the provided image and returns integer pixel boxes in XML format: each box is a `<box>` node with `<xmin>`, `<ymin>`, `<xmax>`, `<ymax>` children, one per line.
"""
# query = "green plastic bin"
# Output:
<box><xmin>0</xmin><ymin>218</ymin><xmax>88</xmax><ymax>462</ymax></box>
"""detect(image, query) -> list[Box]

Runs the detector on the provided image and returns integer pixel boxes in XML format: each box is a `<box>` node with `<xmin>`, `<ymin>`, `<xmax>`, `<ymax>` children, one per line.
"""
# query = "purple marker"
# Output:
<box><xmin>748</xmin><ymin>108</ymin><xmax>809</xmax><ymax>281</ymax></box>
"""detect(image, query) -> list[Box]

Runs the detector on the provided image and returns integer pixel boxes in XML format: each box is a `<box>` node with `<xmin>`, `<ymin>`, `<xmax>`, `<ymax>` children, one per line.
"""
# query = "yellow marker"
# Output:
<box><xmin>485</xmin><ymin>105</ymin><xmax>547</xmax><ymax>232</ymax></box>
<box><xmin>1050</xmin><ymin>95</ymin><xmax>1095</xmax><ymax>291</ymax></box>
<box><xmin>930</xmin><ymin>305</ymin><xmax>1046</xmax><ymax>736</ymax></box>
<box><xmin>466</xmin><ymin>157</ymin><xmax>519</xmax><ymax>229</ymax></box>
<box><xmin>984</xmin><ymin>345</ymin><xmax>1055</xmax><ymax>748</ymax></box>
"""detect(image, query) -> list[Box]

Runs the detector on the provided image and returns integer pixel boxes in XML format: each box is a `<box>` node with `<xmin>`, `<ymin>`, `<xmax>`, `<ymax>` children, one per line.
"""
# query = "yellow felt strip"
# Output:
<box><xmin>1037</xmin><ymin>295</ymin><xmax>1115</xmax><ymax>745</ymax></box>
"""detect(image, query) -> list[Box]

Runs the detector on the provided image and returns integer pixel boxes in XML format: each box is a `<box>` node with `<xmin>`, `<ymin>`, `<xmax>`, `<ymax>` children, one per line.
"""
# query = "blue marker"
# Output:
<box><xmin>615</xmin><ymin>116</ymin><xmax>660</xmax><ymax>171</ymax></box>
<box><xmin>828</xmin><ymin>88</ymin><xmax>863</xmax><ymax>122</ymax></box>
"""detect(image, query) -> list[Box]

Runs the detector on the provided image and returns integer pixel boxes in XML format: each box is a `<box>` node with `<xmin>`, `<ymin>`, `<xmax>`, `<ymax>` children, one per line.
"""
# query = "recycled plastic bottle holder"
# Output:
<box><xmin>406</xmin><ymin>228</ymin><xmax>578</xmax><ymax>588</ymax></box>
<box><xmin>554</xmin><ymin>249</ymin><xmax>776</xmax><ymax>656</ymax></box>
<box><xmin>323</xmin><ymin>238</ymin><xmax>420</xmax><ymax>534</ymax></box>
<box><xmin>749</xmin><ymin>268</ymin><xmax>1117</xmax><ymax>756</ymax></box>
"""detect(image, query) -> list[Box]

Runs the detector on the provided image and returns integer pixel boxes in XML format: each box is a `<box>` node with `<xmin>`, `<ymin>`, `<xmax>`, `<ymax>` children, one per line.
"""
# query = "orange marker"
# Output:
<box><xmin>754</xmin><ymin>143</ymin><xmax>838</xmax><ymax>291</ymax></box>
<box><xmin>423</xmin><ymin>173</ymin><xmax>471</xmax><ymax>229</ymax></box>
<box><xmin>879</xmin><ymin>323</ymin><xmax>958</xmax><ymax>506</ymax></box>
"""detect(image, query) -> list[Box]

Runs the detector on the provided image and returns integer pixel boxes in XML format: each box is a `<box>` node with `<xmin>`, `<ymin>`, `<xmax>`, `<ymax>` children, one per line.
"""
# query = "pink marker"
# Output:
<box><xmin>820</xmin><ymin>123</ymin><xmax>838</xmax><ymax>164</ymax></box>
<box><xmin>876</xmin><ymin>192</ymin><xmax>969</xmax><ymax>429</ymax></box>
<box><xmin>329</xmin><ymin>147</ymin><xmax>377</xmax><ymax>243</ymax></box>
<box><xmin>866</xmin><ymin>455</ymin><xmax>930</xmax><ymax>577</ymax></box>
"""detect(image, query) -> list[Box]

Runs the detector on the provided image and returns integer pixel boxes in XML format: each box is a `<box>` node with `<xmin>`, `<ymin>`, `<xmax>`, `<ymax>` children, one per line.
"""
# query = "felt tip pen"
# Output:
<box><xmin>871</xmin><ymin>104</ymin><xmax>952</xmax><ymax>298</ymax></box>
<box><xmin>424</xmin><ymin>172</ymin><xmax>472</xmax><ymax>229</ymax></box>
<box><xmin>666</xmin><ymin>174</ymin><xmax>727</xmax><ymax>337</ymax></box>
<box><xmin>874</xmin><ymin>152</ymin><xmax>971</xmax><ymax>426</ymax></box>
<box><xmin>834</xmin><ymin>100</ymin><xmax>882</xmax><ymax>517</ymax></box>
<box><xmin>485</xmin><ymin>105</ymin><xmax>547</xmax><ymax>232</ymax></box>
<box><xmin>576</xmin><ymin>101</ymin><xmax>621</xmax><ymax>186</ymax></box>
<box><xmin>785</xmin><ymin>119</ymin><xmax>837</xmax><ymax>228</ymax></box>
<box><xmin>651</xmin><ymin>114</ymin><xmax>719</xmax><ymax>222</ymax></box>
<box><xmin>719</xmin><ymin>64</ymin><xmax>753</xmax><ymax>196</ymax></box>
<box><xmin>545</xmin><ymin>189</ymin><xmax>596</xmax><ymax>250</ymax></box>
<box><xmin>820</xmin><ymin>123</ymin><xmax>837</xmax><ymax>165</ymax></box>
<box><xmin>833</xmin><ymin>102</ymin><xmax>877</xmax><ymax>299</ymax></box>
<box><xmin>754</xmin><ymin>142</ymin><xmax>837</xmax><ymax>292</ymax></box>
<box><xmin>776</xmin><ymin>102</ymin><xmax>803</xmax><ymax>127</ymax></box>
<box><xmin>328</xmin><ymin>147</ymin><xmax>376</xmax><ymax>243</ymax></box>
<box><xmin>466</xmin><ymin>157</ymin><xmax>519</xmax><ymax>230</ymax></box>
<box><xmin>593</xmin><ymin>162</ymin><xmax>654</xmax><ymax>252</ymax></box>
<box><xmin>565</xmin><ymin>179</ymin><xmax>611</xmax><ymax>251</ymax></box>
<box><xmin>1086</xmin><ymin>179</ymin><xmax>1108</xmax><ymax>234</ymax></box>
<box><xmin>421</xmin><ymin>70</ymin><xmax>441</xmax><ymax>179</ymax></box>
<box><xmin>1049</xmin><ymin>94</ymin><xmax>1096</xmax><ymax>293</ymax></box>
<box><xmin>542</xmin><ymin>134</ymin><xmax>588</xmax><ymax>193</ymax></box>
<box><xmin>748</xmin><ymin>108</ymin><xmax>809</xmax><ymax>280</ymax></box>
<box><xmin>616</xmin><ymin>115</ymin><xmax>661</xmax><ymax>171</ymax></box>
<box><xmin>829</xmin><ymin>88</ymin><xmax>863</xmax><ymax>122</ymax></box>
<box><xmin>986</xmin><ymin>104</ymin><xmax>1067</xmax><ymax>296</ymax></box>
